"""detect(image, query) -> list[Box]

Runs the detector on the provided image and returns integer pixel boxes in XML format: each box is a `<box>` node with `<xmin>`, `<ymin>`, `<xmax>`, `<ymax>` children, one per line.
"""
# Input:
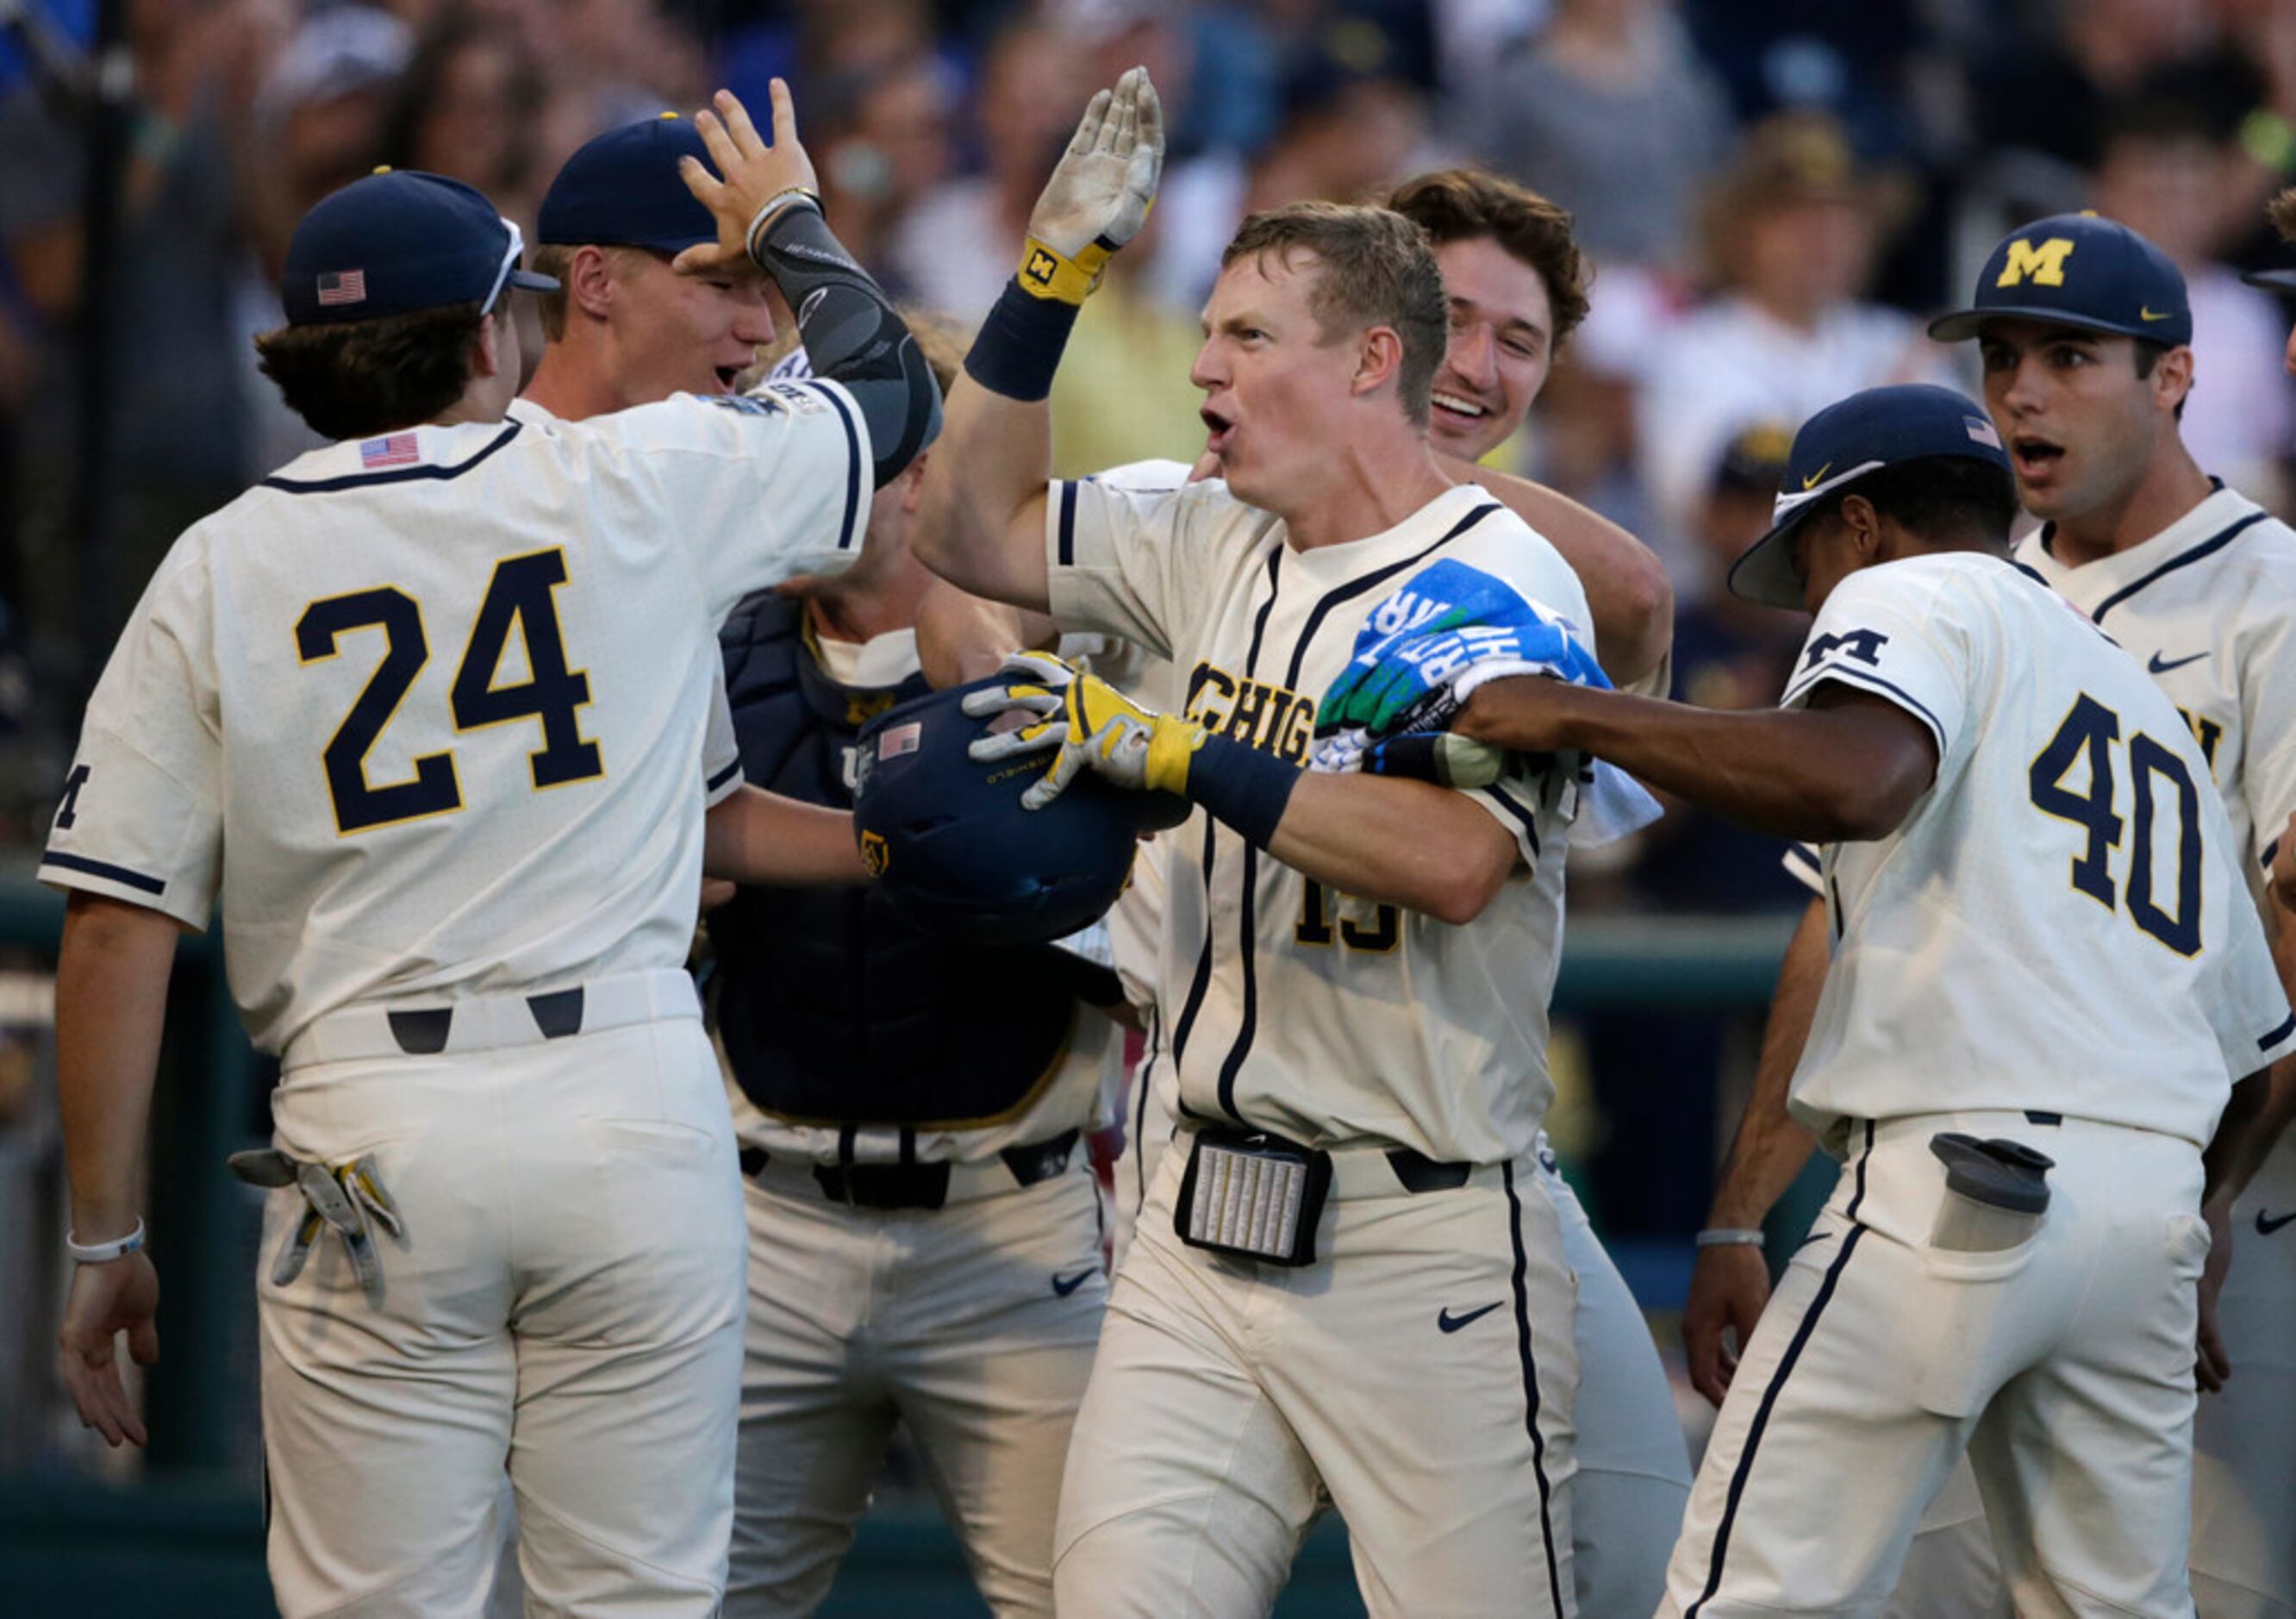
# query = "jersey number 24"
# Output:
<box><xmin>2028</xmin><ymin>693</ymin><xmax>2202</xmax><ymax>956</ymax></box>
<box><xmin>296</xmin><ymin>548</ymin><xmax>603</xmax><ymax>835</ymax></box>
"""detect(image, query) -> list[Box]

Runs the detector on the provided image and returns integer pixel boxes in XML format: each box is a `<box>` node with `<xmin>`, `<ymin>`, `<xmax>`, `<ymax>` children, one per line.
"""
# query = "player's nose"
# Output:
<box><xmin>1189</xmin><ymin>339</ymin><xmax>1223</xmax><ymax>391</ymax></box>
<box><xmin>732</xmin><ymin>289</ymin><xmax>776</xmax><ymax>348</ymax></box>
<box><xmin>1449</xmin><ymin>322</ymin><xmax>1497</xmax><ymax>387</ymax></box>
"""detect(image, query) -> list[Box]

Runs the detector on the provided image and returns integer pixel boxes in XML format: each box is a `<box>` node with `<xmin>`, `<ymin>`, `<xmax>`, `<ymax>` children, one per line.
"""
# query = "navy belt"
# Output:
<box><xmin>739</xmin><ymin>1128</ymin><xmax>1082</xmax><ymax>1211</ymax></box>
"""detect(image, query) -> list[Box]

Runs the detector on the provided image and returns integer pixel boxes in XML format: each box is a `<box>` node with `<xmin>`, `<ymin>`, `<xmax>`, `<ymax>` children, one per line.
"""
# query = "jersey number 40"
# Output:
<box><xmin>2028</xmin><ymin>693</ymin><xmax>2203</xmax><ymax>956</ymax></box>
<box><xmin>296</xmin><ymin>548</ymin><xmax>603</xmax><ymax>835</ymax></box>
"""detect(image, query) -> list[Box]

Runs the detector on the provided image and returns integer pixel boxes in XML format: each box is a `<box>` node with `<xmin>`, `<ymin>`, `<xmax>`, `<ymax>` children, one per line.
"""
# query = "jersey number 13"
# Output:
<box><xmin>296</xmin><ymin>548</ymin><xmax>603</xmax><ymax>835</ymax></box>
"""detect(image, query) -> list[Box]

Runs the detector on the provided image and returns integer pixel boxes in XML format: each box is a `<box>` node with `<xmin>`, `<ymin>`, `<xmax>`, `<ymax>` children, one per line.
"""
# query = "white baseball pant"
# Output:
<box><xmin>724</xmin><ymin>1156</ymin><xmax>1107</xmax><ymax>1616</ymax></box>
<box><xmin>259</xmin><ymin>986</ymin><xmax>746</xmax><ymax>1617</ymax></box>
<box><xmin>1663</xmin><ymin>1110</ymin><xmax>2211</xmax><ymax>1618</ymax></box>
<box><xmin>1057</xmin><ymin>1136</ymin><xmax>1582</xmax><ymax>1618</ymax></box>
<box><xmin>2191</xmin><ymin>1133</ymin><xmax>2296</xmax><ymax>1618</ymax></box>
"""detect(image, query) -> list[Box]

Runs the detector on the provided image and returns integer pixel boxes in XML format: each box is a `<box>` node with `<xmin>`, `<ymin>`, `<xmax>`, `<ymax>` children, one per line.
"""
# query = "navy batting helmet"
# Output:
<box><xmin>853</xmin><ymin>677</ymin><xmax>1161</xmax><ymax>947</ymax></box>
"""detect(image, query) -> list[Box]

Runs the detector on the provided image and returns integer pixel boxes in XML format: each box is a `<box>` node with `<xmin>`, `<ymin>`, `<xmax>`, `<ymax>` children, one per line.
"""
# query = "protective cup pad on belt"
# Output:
<box><xmin>1174</xmin><ymin>1129</ymin><xmax>1333</xmax><ymax>1267</ymax></box>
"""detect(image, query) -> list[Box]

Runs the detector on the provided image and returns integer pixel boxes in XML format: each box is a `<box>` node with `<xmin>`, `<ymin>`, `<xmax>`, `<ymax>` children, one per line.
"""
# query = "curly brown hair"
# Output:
<box><xmin>1386</xmin><ymin>170</ymin><xmax>1591</xmax><ymax>349</ymax></box>
<box><xmin>253</xmin><ymin>302</ymin><xmax>486</xmax><ymax>441</ymax></box>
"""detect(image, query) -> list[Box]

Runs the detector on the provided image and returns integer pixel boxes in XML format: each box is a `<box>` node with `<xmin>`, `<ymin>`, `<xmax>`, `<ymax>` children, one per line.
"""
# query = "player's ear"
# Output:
<box><xmin>1839</xmin><ymin>493</ymin><xmax>1883</xmax><ymax>562</ymax></box>
<box><xmin>471</xmin><ymin>313</ymin><xmax>503</xmax><ymax>382</ymax></box>
<box><xmin>897</xmin><ymin>453</ymin><xmax>930</xmax><ymax>515</ymax></box>
<box><xmin>2150</xmin><ymin>343</ymin><xmax>2195</xmax><ymax>418</ymax></box>
<box><xmin>566</xmin><ymin>245</ymin><xmax>617</xmax><ymax>322</ymax></box>
<box><xmin>1352</xmin><ymin>324</ymin><xmax>1403</xmax><ymax>403</ymax></box>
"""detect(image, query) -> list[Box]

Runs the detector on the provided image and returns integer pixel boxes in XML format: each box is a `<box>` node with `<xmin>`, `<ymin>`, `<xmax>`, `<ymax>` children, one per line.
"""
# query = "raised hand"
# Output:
<box><xmin>674</xmin><ymin>81</ymin><xmax>822</xmax><ymax>276</ymax></box>
<box><xmin>1026</xmin><ymin>67</ymin><xmax>1164</xmax><ymax>262</ymax></box>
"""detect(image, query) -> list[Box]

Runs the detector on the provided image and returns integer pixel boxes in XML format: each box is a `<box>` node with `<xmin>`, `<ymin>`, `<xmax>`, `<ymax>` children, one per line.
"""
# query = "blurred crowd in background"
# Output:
<box><xmin>5</xmin><ymin>0</ymin><xmax>2296</xmax><ymax>1238</ymax></box>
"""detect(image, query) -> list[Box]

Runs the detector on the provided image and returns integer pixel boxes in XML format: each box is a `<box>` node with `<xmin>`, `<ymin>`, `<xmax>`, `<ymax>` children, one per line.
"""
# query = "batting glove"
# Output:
<box><xmin>230</xmin><ymin>1148</ymin><xmax>405</xmax><ymax>1307</ymax></box>
<box><xmin>964</xmin><ymin>652</ymin><xmax>1203</xmax><ymax>809</ymax></box>
<box><xmin>1030</xmin><ymin>68</ymin><xmax>1162</xmax><ymax>259</ymax></box>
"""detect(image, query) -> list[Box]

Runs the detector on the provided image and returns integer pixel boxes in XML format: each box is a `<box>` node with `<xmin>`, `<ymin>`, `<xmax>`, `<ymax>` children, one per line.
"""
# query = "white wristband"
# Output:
<box><xmin>67</xmin><ymin>1219</ymin><xmax>147</xmax><ymax>1264</ymax></box>
<box><xmin>1694</xmin><ymin>1227</ymin><xmax>1765</xmax><ymax>1248</ymax></box>
<box><xmin>743</xmin><ymin>188</ymin><xmax>823</xmax><ymax>264</ymax></box>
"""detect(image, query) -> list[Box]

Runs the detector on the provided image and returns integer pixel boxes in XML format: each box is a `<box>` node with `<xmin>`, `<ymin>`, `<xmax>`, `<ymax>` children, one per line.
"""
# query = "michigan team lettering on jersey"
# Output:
<box><xmin>41</xmin><ymin>384</ymin><xmax>869</xmax><ymax>1053</ymax></box>
<box><xmin>1046</xmin><ymin>476</ymin><xmax>1589</xmax><ymax>1166</ymax></box>
<box><xmin>1779</xmin><ymin>552</ymin><xmax>2293</xmax><ymax>1147</ymax></box>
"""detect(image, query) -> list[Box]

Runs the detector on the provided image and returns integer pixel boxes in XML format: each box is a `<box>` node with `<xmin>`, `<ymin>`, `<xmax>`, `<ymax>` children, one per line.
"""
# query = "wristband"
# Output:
<box><xmin>963</xmin><ymin>277</ymin><xmax>1082</xmax><ymax>403</ymax></box>
<box><xmin>1184</xmin><ymin>734</ymin><xmax>1301</xmax><ymax>849</ymax></box>
<box><xmin>1016</xmin><ymin>235</ymin><xmax>1113</xmax><ymax>306</ymax></box>
<box><xmin>67</xmin><ymin>1218</ymin><xmax>147</xmax><ymax>1264</ymax></box>
<box><xmin>744</xmin><ymin>187</ymin><xmax>824</xmax><ymax>265</ymax></box>
<box><xmin>1694</xmin><ymin>1227</ymin><xmax>1765</xmax><ymax>1248</ymax></box>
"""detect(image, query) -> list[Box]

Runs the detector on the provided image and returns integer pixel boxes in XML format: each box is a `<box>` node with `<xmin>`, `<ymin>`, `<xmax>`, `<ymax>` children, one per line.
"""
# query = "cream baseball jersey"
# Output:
<box><xmin>42</xmin><ymin>383</ymin><xmax>870</xmax><ymax>1053</ymax></box>
<box><xmin>2013</xmin><ymin>484</ymin><xmax>2296</xmax><ymax>906</ymax></box>
<box><xmin>1781</xmin><ymin>552</ymin><xmax>2294</xmax><ymax>1147</ymax></box>
<box><xmin>1046</xmin><ymin>477</ymin><xmax>1588</xmax><ymax>1166</ymax></box>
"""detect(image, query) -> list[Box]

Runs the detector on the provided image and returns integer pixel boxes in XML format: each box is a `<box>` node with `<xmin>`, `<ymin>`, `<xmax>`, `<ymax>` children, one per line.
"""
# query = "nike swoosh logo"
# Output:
<box><xmin>1051</xmin><ymin>1267</ymin><xmax>1098</xmax><ymax>1297</ymax></box>
<box><xmin>2140</xmin><ymin>307</ymin><xmax>2174</xmax><ymax>322</ymax></box>
<box><xmin>1438</xmin><ymin>1302</ymin><xmax>1503</xmax><ymax>1334</ymax></box>
<box><xmin>2147</xmin><ymin>650</ymin><xmax>2207</xmax><ymax>674</ymax></box>
<box><xmin>1801</xmin><ymin>463</ymin><xmax>1832</xmax><ymax>491</ymax></box>
<box><xmin>2258</xmin><ymin>1210</ymin><xmax>2296</xmax><ymax>1236</ymax></box>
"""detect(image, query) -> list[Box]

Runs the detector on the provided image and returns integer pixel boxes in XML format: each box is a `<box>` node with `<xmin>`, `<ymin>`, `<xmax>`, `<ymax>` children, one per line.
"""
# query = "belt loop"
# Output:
<box><xmin>387</xmin><ymin>1009</ymin><xmax>452</xmax><ymax>1055</ymax></box>
<box><xmin>527</xmin><ymin>987</ymin><xmax>584</xmax><ymax>1040</ymax></box>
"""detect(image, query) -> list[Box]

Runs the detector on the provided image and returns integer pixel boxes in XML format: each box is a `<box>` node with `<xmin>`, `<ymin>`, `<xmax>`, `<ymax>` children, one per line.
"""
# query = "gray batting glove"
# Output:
<box><xmin>1026</xmin><ymin>67</ymin><xmax>1164</xmax><ymax>262</ymax></box>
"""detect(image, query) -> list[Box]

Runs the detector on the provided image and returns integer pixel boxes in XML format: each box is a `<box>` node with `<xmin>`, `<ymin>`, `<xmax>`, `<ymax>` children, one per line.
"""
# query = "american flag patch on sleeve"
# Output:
<box><xmin>359</xmin><ymin>433</ymin><xmax>420</xmax><ymax>468</ymax></box>
<box><xmin>317</xmin><ymin>270</ymin><xmax>367</xmax><ymax>306</ymax></box>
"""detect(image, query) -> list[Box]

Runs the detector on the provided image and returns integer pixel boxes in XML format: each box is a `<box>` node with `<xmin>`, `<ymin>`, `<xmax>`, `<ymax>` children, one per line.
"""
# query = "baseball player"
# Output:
<box><xmin>708</xmin><ymin>315</ymin><xmax>1124</xmax><ymax>1619</ymax></box>
<box><xmin>1437</xmin><ymin>382</ymin><xmax>2294</xmax><ymax>1616</ymax></box>
<box><xmin>1689</xmin><ymin>215</ymin><xmax>2296</xmax><ymax>1617</ymax></box>
<box><xmin>515</xmin><ymin>113</ymin><xmax>875</xmax><ymax>893</ymax></box>
<box><xmin>1101</xmin><ymin>166</ymin><xmax>1690</xmax><ymax>1617</ymax></box>
<box><xmin>918</xmin><ymin>70</ymin><xmax>1669</xmax><ymax>1616</ymax></box>
<box><xmin>47</xmin><ymin>84</ymin><xmax>941</xmax><ymax>1616</ymax></box>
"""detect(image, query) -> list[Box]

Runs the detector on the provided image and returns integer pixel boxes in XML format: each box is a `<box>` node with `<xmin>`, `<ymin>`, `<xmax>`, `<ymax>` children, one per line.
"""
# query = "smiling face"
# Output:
<box><xmin>1975</xmin><ymin>318</ymin><xmax>2184</xmax><ymax>522</ymax></box>
<box><xmin>1426</xmin><ymin>234</ymin><xmax>1554</xmax><ymax>460</ymax></box>
<box><xmin>607</xmin><ymin>249</ymin><xmax>776</xmax><ymax>405</ymax></box>
<box><xmin>1190</xmin><ymin>251</ymin><xmax>1373</xmax><ymax>511</ymax></box>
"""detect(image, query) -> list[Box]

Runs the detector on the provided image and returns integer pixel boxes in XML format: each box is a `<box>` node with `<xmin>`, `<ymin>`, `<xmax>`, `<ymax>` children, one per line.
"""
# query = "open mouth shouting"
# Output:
<box><xmin>2010</xmin><ymin>433</ymin><xmax>2065</xmax><ymax>486</ymax></box>
<box><xmin>1201</xmin><ymin>403</ymin><xmax>1237</xmax><ymax>457</ymax></box>
<box><xmin>712</xmin><ymin>364</ymin><xmax>745</xmax><ymax>393</ymax></box>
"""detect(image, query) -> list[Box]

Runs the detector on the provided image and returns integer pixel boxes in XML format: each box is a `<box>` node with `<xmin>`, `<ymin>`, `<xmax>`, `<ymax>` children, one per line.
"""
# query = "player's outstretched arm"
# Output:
<box><xmin>53</xmin><ymin>892</ymin><xmax>181</xmax><ymax>1447</ymax></box>
<box><xmin>677</xmin><ymin>83</ymin><xmax>939</xmax><ymax>486</ymax></box>
<box><xmin>969</xmin><ymin>653</ymin><xmax>1518</xmax><ymax>922</ymax></box>
<box><xmin>914</xmin><ymin>70</ymin><xmax>1164</xmax><ymax>613</ymax></box>
<box><xmin>702</xmin><ymin>787</ymin><xmax>869</xmax><ymax>886</ymax></box>
<box><xmin>1439</xmin><ymin>459</ymin><xmax>1674</xmax><ymax>689</ymax></box>
<box><xmin>914</xmin><ymin>578</ymin><xmax>1061</xmax><ymax>688</ymax></box>
<box><xmin>1682</xmin><ymin>896</ymin><xmax>1827</xmax><ymax>1405</ymax></box>
<box><xmin>1457</xmin><ymin>679</ymin><xmax>1936</xmax><ymax>843</ymax></box>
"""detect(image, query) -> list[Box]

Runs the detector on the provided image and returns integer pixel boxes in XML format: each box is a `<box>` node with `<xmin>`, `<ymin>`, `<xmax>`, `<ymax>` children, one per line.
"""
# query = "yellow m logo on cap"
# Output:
<box><xmin>1996</xmin><ymin>237</ymin><xmax>2076</xmax><ymax>289</ymax></box>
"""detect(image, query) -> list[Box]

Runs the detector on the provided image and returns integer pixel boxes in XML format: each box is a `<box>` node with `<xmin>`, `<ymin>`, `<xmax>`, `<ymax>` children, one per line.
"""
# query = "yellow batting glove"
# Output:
<box><xmin>964</xmin><ymin>652</ymin><xmax>1201</xmax><ymax>807</ymax></box>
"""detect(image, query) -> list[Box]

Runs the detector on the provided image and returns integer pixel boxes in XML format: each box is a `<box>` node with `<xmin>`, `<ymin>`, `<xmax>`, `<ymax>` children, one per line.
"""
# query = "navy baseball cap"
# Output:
<box><xmin>1727</xmin><ymin>384</ymin><xmax>2012</xmax><ymax>609</ymax></box>
<box><xmin>539</xmin><ymin>114</ymin><xmax>721</xmax><ymax>253</ymax></box>
<box><xmin>283</xmin><ymin>169</ymin><xmax>556</xmax><ymax>327</ymax></box>
<box><xmin>1928</xmin><ymin>213</ymin><xmax>2191</xmax><ymax>347</ymax></box>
